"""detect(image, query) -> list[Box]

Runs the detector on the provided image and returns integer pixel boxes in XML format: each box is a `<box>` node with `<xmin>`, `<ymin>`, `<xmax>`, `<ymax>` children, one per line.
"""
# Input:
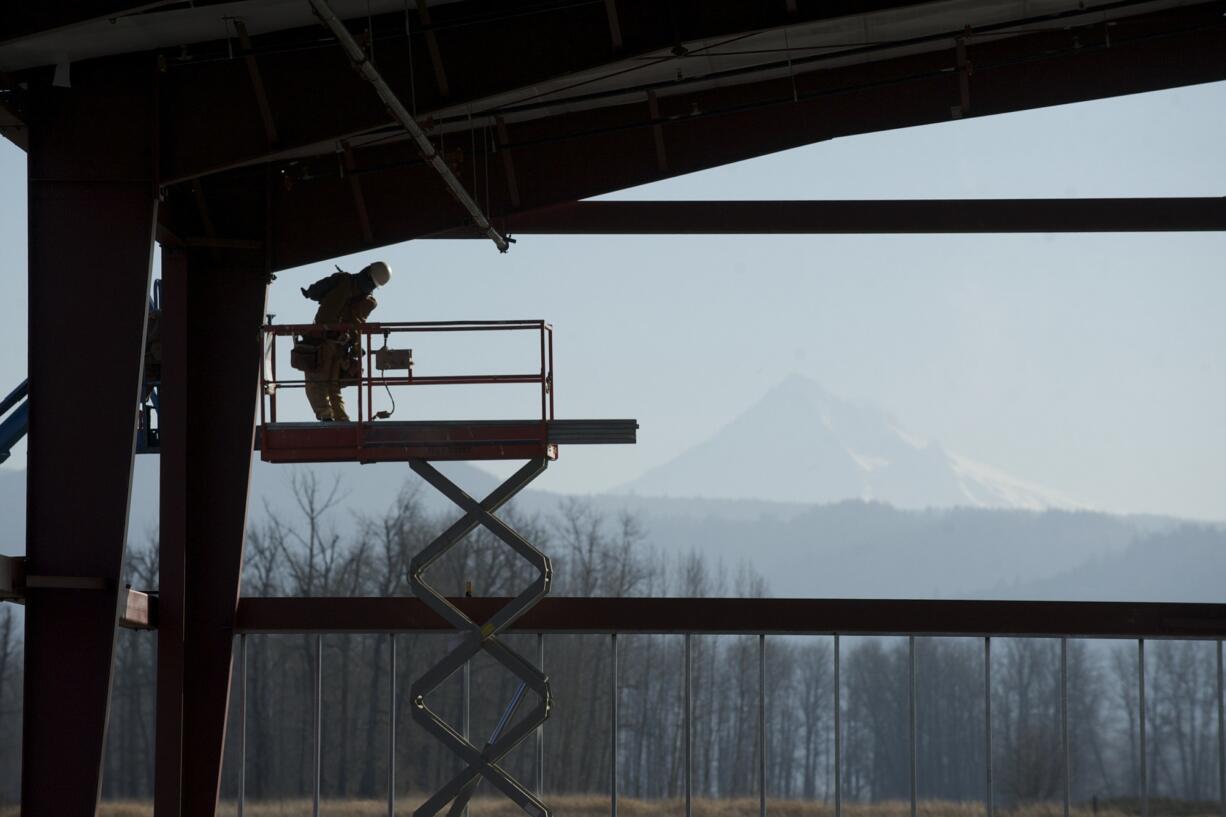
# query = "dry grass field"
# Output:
<box><xmin>0</xmin><ymin>797</ymin><xmax>1210</xmax><ymax>817</ymax></box>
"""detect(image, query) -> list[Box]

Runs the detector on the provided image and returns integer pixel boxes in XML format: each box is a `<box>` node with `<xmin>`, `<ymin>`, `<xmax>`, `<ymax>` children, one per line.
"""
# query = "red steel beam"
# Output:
<box><xmin>235</xmin><ymin>596</ymin><xmax>1226</xmax><ymax>640</ymax></box>
<box><xmin>255</xmin><ymin>3</ymin><xmax>1226</xmax><ymax>269</ymax></box>
<box><xmin>179</xmin><ymin>248</ymin><xmax>268</xmax><ymax>817</ymax></box>
<box><xmin>155</xmin><ymin>206</ymin><xmax>268</xmax><ymax>814</ymax></box>
<box><xmin>154</xmin><ymin>248</ymin><xmax>188</xmax><ymax>817</ymax></box>
<box><xmin>22</xmin><ymin>54</ymin><xmax>158</xmax><ymax>817</ymax></box>
<box><xmin>150</xmin><ymin>0</ymin><xmax>929</xmax><ymax>182</ymax></box>
<box><xmin>442</xmin><ymin>198</ymin><xmax>1226</xmax><ymax>235</ymax></box>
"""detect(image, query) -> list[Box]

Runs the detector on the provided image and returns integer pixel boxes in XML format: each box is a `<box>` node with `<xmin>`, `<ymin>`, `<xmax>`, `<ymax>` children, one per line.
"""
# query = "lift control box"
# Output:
<box><xmin>376</xmin><ymin>348</ymin><xmax>413</xmax><ymax>371</ymax></box>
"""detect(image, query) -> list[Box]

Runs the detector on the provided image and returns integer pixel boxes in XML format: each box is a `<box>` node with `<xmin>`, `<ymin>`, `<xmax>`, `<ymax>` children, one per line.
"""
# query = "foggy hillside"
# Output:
<box><xmin>3</xmin><ymin>460</ymin><xmax>1221</xmax><ymax>602</ymax></box>
<box><xmin>2</xmin><ymin>375</ymin><xmax>1221</xmax><ymax>602</ymax></box>
<box><xmin>589</xmin><ymin>497</ymin><xmax>1223</xmax><ymax>601</ymax></box>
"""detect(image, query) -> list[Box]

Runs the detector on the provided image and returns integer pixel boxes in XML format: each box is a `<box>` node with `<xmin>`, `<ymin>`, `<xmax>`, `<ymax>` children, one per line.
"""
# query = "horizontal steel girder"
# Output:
<box><xmin>435</xmin><ymin>198</ymin><xmax>1226</xmax><ymax>235</ymax></box>
<box><xmin>248</xmin><ymin>3</ymin><xmax>1226</xmax><ymax>269</ymax></box>
<box><xmin>231</xmin><ymin>596</ymin><xmax>1226</xmax><ymax>640</ymax></box>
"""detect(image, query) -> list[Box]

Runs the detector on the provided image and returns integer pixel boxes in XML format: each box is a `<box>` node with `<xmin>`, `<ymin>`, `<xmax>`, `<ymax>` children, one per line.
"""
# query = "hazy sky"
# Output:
<box><xmin>1</xmin><ymin>81</ymin><xmax>1223</xmax><ymax>519</ymax></box>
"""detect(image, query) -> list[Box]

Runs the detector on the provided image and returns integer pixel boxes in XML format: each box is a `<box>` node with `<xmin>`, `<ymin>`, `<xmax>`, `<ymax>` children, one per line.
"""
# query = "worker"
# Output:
<box><xmin>300</xmin><ymin>261</ymin><xmax>392</xmax><ymax>421</ymax></box>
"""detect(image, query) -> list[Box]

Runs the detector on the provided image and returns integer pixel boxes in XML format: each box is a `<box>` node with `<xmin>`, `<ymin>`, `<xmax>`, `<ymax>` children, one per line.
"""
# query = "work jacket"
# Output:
<box><xmin>305</xmin><ymin>272</ymin><xmax>377</xmax><ymax>326</ymax></box>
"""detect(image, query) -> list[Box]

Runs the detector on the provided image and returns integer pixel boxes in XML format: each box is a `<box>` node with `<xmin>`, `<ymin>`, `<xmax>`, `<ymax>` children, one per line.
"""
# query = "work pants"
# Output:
<box><xmin>304</xmin><ymin>340</ymin><xmax>349</xmax><ymax>421</ymax></box>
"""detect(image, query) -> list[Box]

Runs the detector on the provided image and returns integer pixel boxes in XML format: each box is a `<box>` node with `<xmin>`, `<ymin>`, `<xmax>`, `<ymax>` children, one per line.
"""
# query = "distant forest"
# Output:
<box><xmin>0</xmin><ymin>474</ymin><xmax>1221</xmax><ymax>806</ymax></box>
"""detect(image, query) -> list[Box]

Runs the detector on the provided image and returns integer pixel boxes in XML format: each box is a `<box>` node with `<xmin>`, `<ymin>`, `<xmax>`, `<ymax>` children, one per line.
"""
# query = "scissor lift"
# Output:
<box><xmin>259</xmin><ymin>319</ymin><xmax>636</xmax><ymax>817</ymax></box>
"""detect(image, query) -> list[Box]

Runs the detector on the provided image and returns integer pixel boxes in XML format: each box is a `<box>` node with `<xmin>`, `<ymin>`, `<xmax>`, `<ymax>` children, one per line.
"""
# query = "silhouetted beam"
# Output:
<box><xmin>234</xmin><ymin>20</ymin><xmax>279</xmax><ymax>147</ymax></box>
<box><xmin>135</xmin><ymin>2</ymin><xmax>1226</xmax><ymax>185</ymax></box>
<box><xmin>0</xmin><ymin>0</ymin><xmax>149</xmax><ymax>40</ymax></box>
<box><xmin>235</xmin><ymin>597</ymin><xmax>1226</xmax><ymax>640</ymax></box>
<box><xmin>258</xmin><ymin>4</ymin><xmax>1226</xmax><ymax>269</ymax></box>
<box><xmin>468</xmin><ymin>198</ymin><xmax>1226</xmax><ymax>235</ymax></box>
<box><xmin>1</xmin><ymin>562</ymin><xmax>152</xmax><ymax>624</ymax></box>
<box><xmin>23</xmin><ymin>54</ymin><xmax>157</xmax><ymax>817</ymax></box>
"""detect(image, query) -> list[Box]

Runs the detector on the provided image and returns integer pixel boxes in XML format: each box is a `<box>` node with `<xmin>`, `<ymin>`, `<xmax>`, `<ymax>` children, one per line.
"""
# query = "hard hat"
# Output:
<box><xmin>365</xmin><ymin>261</ymin><xmax>392</xmax><ymax>287</ymax></box>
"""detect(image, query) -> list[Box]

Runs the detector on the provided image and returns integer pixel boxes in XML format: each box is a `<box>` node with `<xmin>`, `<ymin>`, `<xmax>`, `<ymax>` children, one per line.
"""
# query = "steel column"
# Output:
<box><xmin>156</xmin><ymin>248</ymin><xmax>188</xmax><ymax>817</ymax></box>
<box><xmin>164</xmin><ymin>242</ymin><xmax>268</xmax><ymax>817</ymax></box>
<box><xmin>23</xmin><ymin>54</ymin><xmax>158</xmax><ymax>817</ymax></box>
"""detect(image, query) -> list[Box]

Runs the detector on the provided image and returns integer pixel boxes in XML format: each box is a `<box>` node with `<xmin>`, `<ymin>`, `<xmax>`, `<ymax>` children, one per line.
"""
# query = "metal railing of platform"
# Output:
<box><xmin>260</xmin><ymin>319</ymin><xmax>555</xmax><ymax>427</ymax></box>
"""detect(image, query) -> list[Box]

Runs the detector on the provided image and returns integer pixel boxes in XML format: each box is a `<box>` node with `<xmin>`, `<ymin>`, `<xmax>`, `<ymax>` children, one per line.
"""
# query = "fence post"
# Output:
<box><xmin>238</xmin><ymin>634</ymin><xmax>246</xmax><ymax>817</ymax></box>
<box><xmin>1061</xmin><ymin>638</ymin><xmax>1070</xmax><ymax>817</ymax></box>
<box><xmin>685</xmin><ymin>633</ymin><xmax>692</xmax><ymax>817</ymax></box>
<box><xmin>314</xmin><ymin>634</ymin><xmax>322</xmax><ymax>817</ymax></box>
<box><xmin>462</xmin><ymin>652</ymin><xmax>471</xmax><ymax>817</ymax></box>
<box><xmin>985</xmin><ymin>637</ymin><xmax>993</xmax><ymax>817</ymax></box>
<box><xmin>611</xmin><ymin>633</ymin><xmax>618</xmax><ymax>817</ymax></box>
<box><xmin>909</xmin><ymin>636</ymin><xmax>917</xmax><ymax>817</ymax></box>
<box><xmin>1140</xmin><ymin>639</ymin><xmax>1148</xmax><ymax>817</ymax></box>
<box><xmin>834</xmin><ymin>634</ymin><xmax>841</xmax><ymax>817</ymax></box>
<box><xmin>759</xmin><ymin>634</ymin><xmax>766</xmax><ymax>817</ymax></box>
<box><xmin>389</xmin><ymin>633</ymin><xmax>396</xmax><ymax>817</ymax></box>
<box><xmin>537</xmin><ymin>633</ymin><xmax>545</xmax><ymax>796</ymax></box>
<box><xmin>1217</xmin><ymin>639</ymin><xmax>1224</xmax><ymax>817</ymax></box>
<box><xmin>1218</xmin><ymin>639</ymin><xmax>1224</xmax><ymax>817</ymax></box>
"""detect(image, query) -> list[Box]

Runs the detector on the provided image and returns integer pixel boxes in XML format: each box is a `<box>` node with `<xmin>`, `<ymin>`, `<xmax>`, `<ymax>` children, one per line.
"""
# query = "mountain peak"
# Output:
<box><xmin>620</xmin><ymin>376</ymin><xmax>1077</xmax><ymax>510</ymax></box>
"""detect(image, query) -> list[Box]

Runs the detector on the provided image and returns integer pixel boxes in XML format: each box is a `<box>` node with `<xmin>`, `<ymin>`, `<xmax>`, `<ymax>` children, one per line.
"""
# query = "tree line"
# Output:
<box><xmin>0</xmin><ymin>472</ymin><xmax>1221</xmax><ymax>806</ymax></box>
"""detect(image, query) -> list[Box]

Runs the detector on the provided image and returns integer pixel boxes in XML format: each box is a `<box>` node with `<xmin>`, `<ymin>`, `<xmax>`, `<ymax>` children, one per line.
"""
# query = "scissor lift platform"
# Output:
<box><xmin>259</xmin><ymin>318</ymin><xmax>634</xmax><ymax>817</ymax></box>
<box><xmin>258</xmin><ymin>418</ymin><xmax>637</xmax><ymax>463</ymax></box>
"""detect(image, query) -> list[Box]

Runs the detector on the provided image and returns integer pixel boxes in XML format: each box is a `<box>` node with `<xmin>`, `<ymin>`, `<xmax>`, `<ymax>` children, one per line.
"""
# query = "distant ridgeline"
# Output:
<box><xmin>0</xmin><ymin>458</ymin><xmax>1222</xmax><ymax>601</ymax></box>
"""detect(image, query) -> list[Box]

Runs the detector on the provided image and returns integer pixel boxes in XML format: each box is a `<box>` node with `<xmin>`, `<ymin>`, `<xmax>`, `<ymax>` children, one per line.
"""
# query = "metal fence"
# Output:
<box><xmin>223</xmin><ymin>609</ymin><xmax>1226</xmax><ymax>817</ymax></box>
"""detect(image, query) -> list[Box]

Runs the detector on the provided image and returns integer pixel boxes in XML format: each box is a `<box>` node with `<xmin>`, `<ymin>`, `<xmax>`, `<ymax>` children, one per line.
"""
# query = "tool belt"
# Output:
<box><xmin>290</xmin><ymin>336</ymin><xmax>321</xmax><ymax>372</ymax></box>
<box><xmin>291</xmin><ymin>331</ymin><xmax>361</xmax><ymax>377</ymax></box>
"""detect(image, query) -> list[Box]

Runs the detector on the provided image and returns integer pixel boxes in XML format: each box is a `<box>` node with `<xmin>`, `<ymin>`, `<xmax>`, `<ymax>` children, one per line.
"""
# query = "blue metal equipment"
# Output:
<box><xmin>1</xmin><ymin>283</ymin><xmax>163</xmax><ymax>464</ymax></box>
<box><xmin>0</xmin><ymin>379</ymin><xmax>29</xmax><ymax>465</ymax></box>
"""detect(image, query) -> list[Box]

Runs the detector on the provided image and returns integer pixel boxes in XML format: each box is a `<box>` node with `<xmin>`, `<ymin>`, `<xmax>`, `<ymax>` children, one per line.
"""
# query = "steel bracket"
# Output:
<box><xmin>0</xmin><ymin>555</ymin><xmax>24</xmax><ymax>600</ymax></box>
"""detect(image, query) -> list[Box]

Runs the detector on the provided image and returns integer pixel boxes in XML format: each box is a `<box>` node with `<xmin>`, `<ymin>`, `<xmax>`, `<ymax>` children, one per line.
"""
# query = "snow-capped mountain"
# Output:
<box><xmin>619</xmin><ymin>375</ymin><xmax>1082</xmax><ymax>510</ymax></box>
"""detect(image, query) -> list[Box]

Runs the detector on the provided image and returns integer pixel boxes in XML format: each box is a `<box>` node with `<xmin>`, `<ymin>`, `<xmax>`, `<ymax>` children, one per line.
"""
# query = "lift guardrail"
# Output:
<box><xmin>259</xmin><ymin>319</ymin><xmax>556</xmax><ymax>463</ymax></box>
